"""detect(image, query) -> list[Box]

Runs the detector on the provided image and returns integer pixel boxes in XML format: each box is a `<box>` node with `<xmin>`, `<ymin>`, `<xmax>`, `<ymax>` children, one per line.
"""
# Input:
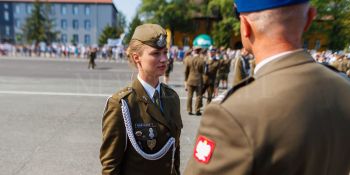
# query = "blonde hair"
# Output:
<box><xmin>126</xmin><ymin>40</ymin><xmax>146</xmax><ymax>67</ymax></box>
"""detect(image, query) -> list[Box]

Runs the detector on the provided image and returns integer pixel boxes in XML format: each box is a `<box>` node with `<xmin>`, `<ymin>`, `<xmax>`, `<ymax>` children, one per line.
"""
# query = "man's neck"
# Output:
<box><xmin>252</xmin><ymin>40</ymin><xmax>301</xmax><ymax>65</ymax></box>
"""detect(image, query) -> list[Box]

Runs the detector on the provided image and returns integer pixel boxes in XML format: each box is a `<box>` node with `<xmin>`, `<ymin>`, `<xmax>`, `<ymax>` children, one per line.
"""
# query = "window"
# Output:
<box><xmin>61</xmin><ymin>34</ymin><xmax>67</xmax><ymax>43</ymax></box>
<box><xmin>84</xmin><ymin>20</ymin><xmax>91</xmax><ymax>30</ymax></box>
<box><xmin>5</xmin><ymin>26</ymin><xmax>10</xmax><ymax>36</ymax></box>
<box><xmin>73</xmin><ymin>34</ymin><xmax>79</xmax><ymax>43</ymax></box>
<box><xmin>26</xmin><ymin>4</ymin><xmax>32</xmax><ymax>14</ymax></box>
<box><xmin>4</xmin><ymin>11</ymin><xmax>9</xmax><ymax>21</ymax></box>
<box><xmin>61</xmin><ymin>19</ymin><xmax>67</xmax><ymax>29</ymax></box>
<box><xmin>73</xmin><ymin>20</ymin><xmax>79</xmax><ymax>30</ymax></box>
<box><xmin>73</xmin><ymin>5</ymin><xmax>79</xmax><ymax>15</ymax></box>
<box><xmin>15</xmin><ymin>19</ymin><xmax>21</xmax><ymax>28</ymax></box>
<box><xmin>84</xmin><ymin>35</ymin><xmax>91</xmax><ymax>45</ymax></box>
<box><xmin>84</xmin><ymin>5</ymin><xmax>90</xmax><ymax>15</ymax></box>
<box><xmin>50</xmin><ymin>5</ymin><xmax>56</xmax><ymax>15</ymax></box>
<box><xmin>61</xmin><ymin>5</ymin><xmax>67</xmax><ymax>15</ymax></box>
<box><xmin>4</xmin><ymin>3</ymin><xmax>8</xmax><ymax>9</ymax></box>
<box><xmin>15</xmin><ymin>5</ymin><xmax>21</xmax><ymax>14</ymax></box>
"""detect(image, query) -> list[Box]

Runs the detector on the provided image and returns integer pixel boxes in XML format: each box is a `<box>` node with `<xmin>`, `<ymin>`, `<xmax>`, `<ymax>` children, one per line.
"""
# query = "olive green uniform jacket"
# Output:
<box><xmin>184</xmin><ymin>54</ymin><xmax>205</xmax><ymax>86</ymax></box>
<box><xmin>203</xmin><ymin>58</ymin><xmax>221</xmax><ymax>85</ymax></box>
<box><xmin>185</xmin><ymin>51</ymin><xmax>350</xmax><ymax>175</ymax></box>
<box><xmin>100</xmin><ymin>79</ymin><xmax>183</xmax><ymax>175</ymax></box>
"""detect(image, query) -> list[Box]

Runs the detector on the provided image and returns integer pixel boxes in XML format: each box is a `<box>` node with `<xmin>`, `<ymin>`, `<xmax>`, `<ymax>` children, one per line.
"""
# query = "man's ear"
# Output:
<box><xmin>304</xmin><ymin>7</ymin><xmax>317</xmax><ymax>32</ymax></box>
<box><xmin>241</xmin><ymin>16</ymin><xmax>252</xmax><ymax>38</ymax></box>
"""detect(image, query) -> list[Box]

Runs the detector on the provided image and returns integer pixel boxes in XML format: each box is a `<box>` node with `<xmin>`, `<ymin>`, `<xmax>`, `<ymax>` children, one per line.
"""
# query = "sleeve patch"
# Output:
<box><xmin>193</xmin><ymin>135</ymin><xmax>216</xmax><ymax>164</ymax></box>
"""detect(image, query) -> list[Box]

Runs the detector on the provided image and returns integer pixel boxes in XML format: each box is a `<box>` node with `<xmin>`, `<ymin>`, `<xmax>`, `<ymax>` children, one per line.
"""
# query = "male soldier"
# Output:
<box><xmin>217</xmin><ymin>49</ymin><xmax>232</xmax><ymax>90</ymax></box>
<box><xmin>88</xmin><ymin>47</ymin><xmax>97</xmax><ymax>69</ymax></box>
<box><xmin>184</xmin><ymin>47</ymin><xmax>204</xmax><ymax>115</ymax></box>
<box><xmin>185</xmin><ymin>0</ymin><xmax>350</xmax><ymax>175</ymax></box>
<box><xmin>202</xmin><ymin>46</ymin><xmax>221</xmax><ymax>104</ymax></box>
<box><xmin>232</xmin><ymin>48</ymin><xmax>254</xmax><ymax>86</ymax></box>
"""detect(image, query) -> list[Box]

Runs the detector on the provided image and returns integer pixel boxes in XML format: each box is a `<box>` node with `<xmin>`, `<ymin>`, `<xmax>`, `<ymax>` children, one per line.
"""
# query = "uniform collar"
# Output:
<box><xmin>137</xmin><ymin>74</ymin><xmax>161</xmax><ymax>101</ymax></box>
<box><xmin>254</xmin><ymin>50</ymin><xmax>315</xmax><ymax>79</ymax></box>
<box><xmin>254</xmin><ymin>49</ymin><xmax>304</xmax><ymax>75</ymax></box>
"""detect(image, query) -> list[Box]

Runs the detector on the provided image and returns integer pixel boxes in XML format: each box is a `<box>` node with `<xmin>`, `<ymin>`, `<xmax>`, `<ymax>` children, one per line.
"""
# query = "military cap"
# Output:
<box><xmin>131</xmin><ymin>24</ymin><xmax>167</xmax><ymax>49</ymax></box>
<box><xmin>235</xmin><ymin>0</ymin><xmax>309</xmax><ymax>13</ymax></box>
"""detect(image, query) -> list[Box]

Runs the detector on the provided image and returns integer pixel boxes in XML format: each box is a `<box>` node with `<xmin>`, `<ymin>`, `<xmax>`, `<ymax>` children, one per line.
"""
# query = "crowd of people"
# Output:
<box><xmin>0</xmin><ymin>42</ymin><xmax>126</xmax><ymax>61</ymax></box>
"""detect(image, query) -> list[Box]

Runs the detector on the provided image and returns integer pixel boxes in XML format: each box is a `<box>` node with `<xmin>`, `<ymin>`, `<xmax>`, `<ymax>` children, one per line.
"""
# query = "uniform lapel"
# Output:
<box><xmin>160</xmin><ymin>84</ymin><xmax>177</xmax><ymax>136</ymax></box>
<box><xmin>132</xmin><ymin>79</ymin><xmax>171</xmax><ymax>130</ymax></box>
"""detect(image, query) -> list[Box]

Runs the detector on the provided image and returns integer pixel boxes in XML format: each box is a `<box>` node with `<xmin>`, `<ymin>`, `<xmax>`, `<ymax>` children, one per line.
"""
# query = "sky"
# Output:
<box><xmin>115</xmin><ymin>0</ymin><xmax>142</xmax><ymax>24</ymax></box>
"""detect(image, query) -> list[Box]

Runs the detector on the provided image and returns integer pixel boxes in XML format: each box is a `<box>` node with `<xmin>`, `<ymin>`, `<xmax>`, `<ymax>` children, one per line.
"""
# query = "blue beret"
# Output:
<box><xmin>235</xmin><ymin>0</ymin><xmax>309</xmax><ymax>13</ymax></box>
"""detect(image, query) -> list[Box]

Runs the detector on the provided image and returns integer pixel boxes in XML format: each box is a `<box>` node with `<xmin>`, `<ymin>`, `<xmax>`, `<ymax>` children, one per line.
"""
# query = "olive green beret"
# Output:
<box><xmin>131</xmin><ymin>24</ymin><xmax>167</xmax><ymax>49</ymax></box>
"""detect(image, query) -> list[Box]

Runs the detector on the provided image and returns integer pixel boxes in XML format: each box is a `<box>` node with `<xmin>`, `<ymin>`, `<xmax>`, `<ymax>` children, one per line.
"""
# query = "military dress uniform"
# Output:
<box><xmin>100</xmin><ymin>79</ymin><xmax>183</xmax><ymax>175</ymax></box>
<box><xmin>184</xmin><ymin>52</ymin><xmax>205</xmax><ymax>115</ymax></box>
<box><xmin>217</xmin><ymin>57</ymin><xmax>232</xmax><ymax>88</ymax></box>
<box><xmin>100</xmin><ymin>23</ymin><xmax>183</xmax><ymax>175</ymax></box>
<box><xmin>202</xmin><ymin>57</ymin><xmax>221</xmax><ymax>104</ymax></box>
<box><xmin>184</xmin><ymin>50</ymin><xmax>350</xmax><ymax>175</ymax></box>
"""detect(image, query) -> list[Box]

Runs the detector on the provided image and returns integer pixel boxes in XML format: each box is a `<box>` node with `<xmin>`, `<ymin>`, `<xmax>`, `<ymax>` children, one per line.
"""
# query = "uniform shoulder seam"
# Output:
<box><xmin>111</xmin><ymin>86</ymin><xmax>133</xmax><ymax>101</ymax></box>
<box><xmin>221</xmin><ymin>76</ymin><xmax>255</xmax><ymax>103</ymax></box>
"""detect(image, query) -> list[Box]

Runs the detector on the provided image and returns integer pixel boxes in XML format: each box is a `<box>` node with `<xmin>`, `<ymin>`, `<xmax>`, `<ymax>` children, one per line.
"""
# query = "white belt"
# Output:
<box><xmin>121</xmin><ymin>99</ymin><xmax>176</xmax><ymax>174</ymax></box>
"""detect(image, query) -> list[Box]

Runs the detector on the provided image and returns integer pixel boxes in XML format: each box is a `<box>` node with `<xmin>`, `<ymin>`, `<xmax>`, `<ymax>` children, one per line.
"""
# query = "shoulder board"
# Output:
<box><xmin>161</xmin><ymin>83</ymin><xmax>176</xmax><ymax>93</ymax></box>
<box><xmin>221</xmin><ymin>76</ymin><xmax>255</xmax><ymax>103</ymax></box>
<box><xmin>111</xmin><ymin>87</ymin><xmax>133</xmax><ymax>101</ymax></box>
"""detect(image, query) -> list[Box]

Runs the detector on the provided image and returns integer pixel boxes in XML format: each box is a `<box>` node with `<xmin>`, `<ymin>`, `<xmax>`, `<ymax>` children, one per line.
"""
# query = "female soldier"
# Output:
<box><xmin>100</xmin><ymin>24</ymin><xmax>183</xmax><ymax>175</ymax></box>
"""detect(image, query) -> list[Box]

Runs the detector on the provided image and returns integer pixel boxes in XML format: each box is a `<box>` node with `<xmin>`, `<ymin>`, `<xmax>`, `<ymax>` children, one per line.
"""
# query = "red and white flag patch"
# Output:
<box><xmin>193</xmin><ymin>135</ymin><xmax>215</xmax><ymax>164</ymax></box>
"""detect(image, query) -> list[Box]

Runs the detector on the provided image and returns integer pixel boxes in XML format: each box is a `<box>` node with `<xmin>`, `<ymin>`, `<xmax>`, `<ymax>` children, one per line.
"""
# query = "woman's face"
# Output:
<box><xmin>134</xmin><ymin>44</ymin><xmax>168</xmax><ymax>79</ymax></box>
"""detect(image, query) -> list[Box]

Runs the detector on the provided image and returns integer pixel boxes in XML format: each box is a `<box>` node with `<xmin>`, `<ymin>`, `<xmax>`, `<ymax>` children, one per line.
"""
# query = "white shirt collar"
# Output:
<box><xmin>254</xmin><ymin>49</ymin><xmax>304</xmax><ymax>75</ymax></box>
<box><xmin>137</xmin><ymin>74</ymin><xmax>160</xmax><ymax>101</ymax></box>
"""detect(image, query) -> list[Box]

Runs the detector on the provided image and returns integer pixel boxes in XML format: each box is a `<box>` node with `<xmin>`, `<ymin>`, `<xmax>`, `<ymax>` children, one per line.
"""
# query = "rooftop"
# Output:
<box><xmin>0</xmin><ymin>0</ymin><xmax>112</xmax><ymax>4</ymax></box>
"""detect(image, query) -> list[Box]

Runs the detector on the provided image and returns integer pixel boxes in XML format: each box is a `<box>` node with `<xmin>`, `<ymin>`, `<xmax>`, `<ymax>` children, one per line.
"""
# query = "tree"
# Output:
<box><xmin>305</xmin><ymin>0</ymin><xmax>350</xmax><ymax>50</ymax></box>
<box><xmin>21</xmin><ymin>0</ymin><xmax>58</xmax><ymax>44</ymax></box>
<box><xmin>207</xmin><ymin>0</ymin><xmax>240</xmax><ymax>48</ymax></box>
<box><xmin>98</xmin><ymin>25</ymin><xmax>122</xmax><ymax>46</ymax></box>
<box><xmin>123</xmin><ymin>14</ymin><xmax>143</xmax><ymax>44</ymax></box>
<box><xmin>138</xmin><ymin>0</ymin><xmax>196</xmax><ymax>44</ymax></box>
<box><xmin>42</xmin><ymin>1</ymin><xmax>59</xmax><ymax>44</ymax></box>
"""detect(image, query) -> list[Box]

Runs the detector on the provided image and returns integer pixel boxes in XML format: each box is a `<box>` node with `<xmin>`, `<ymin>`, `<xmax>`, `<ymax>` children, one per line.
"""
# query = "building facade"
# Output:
<box><xmin>0</xmin><ymin>0</ymin><xmax>117</xmax><ymax>45</ymax></box>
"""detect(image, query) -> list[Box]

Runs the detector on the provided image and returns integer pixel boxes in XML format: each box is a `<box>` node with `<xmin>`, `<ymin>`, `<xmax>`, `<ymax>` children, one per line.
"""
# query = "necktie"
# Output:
<box><xmin>153</xmin><ymin>90</ymin><xmax>162</xmax><ymax>111</ymax></box>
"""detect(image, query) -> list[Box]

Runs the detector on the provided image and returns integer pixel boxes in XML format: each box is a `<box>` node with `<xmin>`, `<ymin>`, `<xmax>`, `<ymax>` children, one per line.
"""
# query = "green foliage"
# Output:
<box><xmin>123</xmin><ymin>14</ymin><xmax>143</xmax><ymax>44</ymax></box>
<box><xmin>208</xmin><ymin>0</ymin><xmax>240</xmax><ymax>48</ymax></box>
<box><xmin>98</xmin><ymin>25</ymin><xmax>122</xmax><ymax>46</ymax></box>
<box><xmin>139</xmin><ymin>0</ymin><xmax>196</xmax><ymax>43</ymax></box>
<box><xmin>21</xmin><ymin>0</ymin><xmax>58</xmax><ymax>44</ymax></box>
<box><xmin>306</xmin><ymin>0</ymin><xmax>350</xmax><ymax>50</ymax></box>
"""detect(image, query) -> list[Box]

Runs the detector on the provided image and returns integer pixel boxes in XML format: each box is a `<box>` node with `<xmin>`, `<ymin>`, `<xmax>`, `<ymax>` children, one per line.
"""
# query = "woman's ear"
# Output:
<box><xmin>132</xmin><ymin>53</ymin><xmax>140</xmax><ymax>64</ymax></box>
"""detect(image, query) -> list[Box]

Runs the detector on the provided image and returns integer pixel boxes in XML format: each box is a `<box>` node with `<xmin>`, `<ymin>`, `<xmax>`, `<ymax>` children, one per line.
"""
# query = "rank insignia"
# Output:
<box><xmin>194</xmin><ymin>135</ymin><xmax>215</xmax><ymax>164</ymax></box>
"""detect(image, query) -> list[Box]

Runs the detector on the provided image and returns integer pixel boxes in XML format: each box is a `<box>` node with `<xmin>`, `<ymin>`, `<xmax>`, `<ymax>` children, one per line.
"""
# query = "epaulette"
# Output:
<box><xmin>111</xmin><ymin>87</ymin><xmax>133</xmax><ymax>101</ymax></box>
<box><xmin>161</xmin><ymin>83</ymin><xmax>176</xmax><ymax>93</ymax></box>
<box><xmin>221</xmin><ymin>76</ymin><xmax>255</xmax><ymax>103</ymax></box>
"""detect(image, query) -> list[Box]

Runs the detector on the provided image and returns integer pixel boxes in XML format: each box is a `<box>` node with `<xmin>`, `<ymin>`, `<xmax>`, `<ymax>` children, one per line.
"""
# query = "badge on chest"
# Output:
<box><xmin>134</xmin><ymin>123</ymin><xmax>158</xmax><ymax>150</ymax></box>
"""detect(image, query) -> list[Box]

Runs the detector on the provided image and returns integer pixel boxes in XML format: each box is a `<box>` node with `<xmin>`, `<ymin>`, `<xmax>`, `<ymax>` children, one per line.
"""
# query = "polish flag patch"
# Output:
<box><xmin>193</xmin><ymin>135</ymin><xmax>215</xmax><ymax>164</ymax></box>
